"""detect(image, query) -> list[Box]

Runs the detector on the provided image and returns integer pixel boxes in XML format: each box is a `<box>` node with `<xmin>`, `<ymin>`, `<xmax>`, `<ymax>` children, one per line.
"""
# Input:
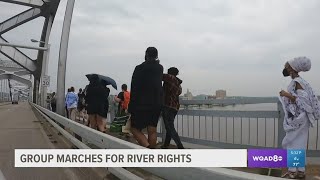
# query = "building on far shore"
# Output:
<box><xmin>208</xmin><ymin>95</ymin><xmax>216</xmax><ymax>99</ymax></box>
<box><xmin>183</xmin><ymin>89</ymin><xmax>193</xmax><ymax>100</ymax></box>
<box><xmin>193</xmin><ymin>94</ymin><xmax>208</xmax><ymax>100</ymax></box>
<box><xmin>216</xmin><ymin>90</ymin><xmax>227</xmax><ymax>99</ymax></box>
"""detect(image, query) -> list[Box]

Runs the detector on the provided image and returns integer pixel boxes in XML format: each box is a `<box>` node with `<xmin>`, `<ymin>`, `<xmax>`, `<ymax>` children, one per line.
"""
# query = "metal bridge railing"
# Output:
<box><xmin>155</xmin><ymin>98</ymin><xmax>319</xmax><ymax>157</ymax></box>
<box><xmin>31</xmin><ymin>102</ymin><xmax>283</xmax><ymax>180</ymax></box>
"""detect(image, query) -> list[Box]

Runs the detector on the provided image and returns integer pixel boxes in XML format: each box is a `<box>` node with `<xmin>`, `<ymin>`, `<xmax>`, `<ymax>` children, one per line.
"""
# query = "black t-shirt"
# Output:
<box><xmin>117</xmin><ymin>92</ymin><xmax>124</xmax><ymax>112</ymax></box>
<box><xmin>128</xmin><ymin>60</ymin><xmax>163</xmax><ymax>112</ymax></box>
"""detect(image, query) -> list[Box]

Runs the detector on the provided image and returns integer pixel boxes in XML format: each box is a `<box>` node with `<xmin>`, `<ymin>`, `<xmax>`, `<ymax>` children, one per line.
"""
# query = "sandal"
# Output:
<box><xmin>281</xmin><ymin>171</ymin><xmax>297</xmax><ymax>179</ymax></box>
<box><xmin>296</xmin><ymin>171</ymin><xmax>305</xmax><ymax>179</ymax></box>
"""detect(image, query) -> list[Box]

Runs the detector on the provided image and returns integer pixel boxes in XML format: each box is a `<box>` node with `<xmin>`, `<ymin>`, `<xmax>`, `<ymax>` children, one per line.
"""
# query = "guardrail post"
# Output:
<box><xmin>277</xmin><ymin>100</ymin><xmax>285</xmax><ymax>148</ymax></box>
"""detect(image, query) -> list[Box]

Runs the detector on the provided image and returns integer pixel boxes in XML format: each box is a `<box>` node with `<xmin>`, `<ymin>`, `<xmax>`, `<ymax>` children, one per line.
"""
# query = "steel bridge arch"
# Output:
<box><xmin>0</xmin><ymin>0</ymin><xmax>61</xmax><ymax>102</ymax></box>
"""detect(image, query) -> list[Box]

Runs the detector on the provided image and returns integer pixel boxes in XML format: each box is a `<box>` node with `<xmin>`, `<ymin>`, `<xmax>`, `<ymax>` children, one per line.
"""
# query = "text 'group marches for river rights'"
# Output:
<box><xmin>15</xmin><ymin>149</ymin><xmax>247</xmax><ymax>167</ymax></box>
<box><xmin>19</xmin><ymin>153</ymin><xmax>192</xmax><ymax>164</ymax></box>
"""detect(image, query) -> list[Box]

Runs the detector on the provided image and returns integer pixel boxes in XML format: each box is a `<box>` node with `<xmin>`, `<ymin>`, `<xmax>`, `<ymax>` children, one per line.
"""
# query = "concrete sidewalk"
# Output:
<box><xmin>0</xmin><ymin>102</ymin><xmax>10</xmax><ymax>106</ymax></box>
<box><xmin>0</xmin><ymin>103</ymin><xmax>91</xmax><ymax>180</ymax></box>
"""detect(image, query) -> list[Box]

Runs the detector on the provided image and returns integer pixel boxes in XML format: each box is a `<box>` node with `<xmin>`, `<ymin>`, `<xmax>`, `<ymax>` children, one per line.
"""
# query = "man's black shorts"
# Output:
<box><xmin>130</xmin><ymin>110</ymin><xmax>161</xmax><ymax>131</ymax></box>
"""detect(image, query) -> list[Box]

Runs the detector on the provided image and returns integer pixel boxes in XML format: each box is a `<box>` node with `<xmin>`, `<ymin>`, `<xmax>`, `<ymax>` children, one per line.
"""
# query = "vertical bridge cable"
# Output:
<box><xmin>205</xmin><ymin>116</ymin><xmax>207</xmax><ymax>140</ymax></box>
<box><xmin>273</xmin><ymin>118</ymin><xmax>276</xmax><ymax>148</ymax></box>
<box><xmin>198</xmin><ymin>115</ymin><xmax>200</xmax><ymax>139</ymax></box>
<box><xmin>182</xmin><ymin>115</ymin><xmax>184</xmax><ymax>137</ymax></box>
<box><xmin>193</xmin><ymin>115</ymin><xmax>195</xmax><ymax>138</ymax></box>
<box><xmin>218</xmin><ymin>117</ymin><xmax>221</xmax><ymax>142</ymax></box>
<box><xmin>232</xmin><ymin>117</ymin><xmax>235</xmax><ymax>144</ymax></box>
<box><xmin>256</xmin><ymin>118</ymin><xmax>258</xmax><ymax>146</ymax></box>
<box><xmin>265</xmin><ymin>118</ymin><xmax>267</xmax><ymax>147</ymax></box>
<box><xmin>249</xmin><ymin>118</ymin><xmax>251</xmax><ymax>145</ymax></box>
<box><xmin>225</xmin><ymin>117</ymin><xmax>227</xmax><ymax>143</ymax></box>
<box><xmin>212</xmin><ymin>116</ymin><xmax>214</xmax><ymax>141</ymax></box>
<box><xmin>240</xmin><ymin>117</ymin><xmax>243</xmax><ymax>144</ymax></box>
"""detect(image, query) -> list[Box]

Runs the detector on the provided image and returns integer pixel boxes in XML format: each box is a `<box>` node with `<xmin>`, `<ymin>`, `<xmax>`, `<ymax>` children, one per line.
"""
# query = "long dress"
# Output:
<box><xmin>279</xmin><ymin>77</ymin><xmax>320</xmax><ymax>172</ymax></box>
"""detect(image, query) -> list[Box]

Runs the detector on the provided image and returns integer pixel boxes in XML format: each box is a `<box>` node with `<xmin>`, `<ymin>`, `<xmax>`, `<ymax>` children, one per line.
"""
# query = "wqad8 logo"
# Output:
<box><xmin>247</xmin><ymin>149</ymin><xmax>287</xmax><ymax>168</ymax></box>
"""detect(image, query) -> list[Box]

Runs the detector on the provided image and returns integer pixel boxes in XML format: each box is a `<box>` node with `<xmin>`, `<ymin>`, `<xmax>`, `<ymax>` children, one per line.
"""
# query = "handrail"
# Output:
<box><xmin>32</xmin><ymin>103</ymin><xmax>143</xmax><ymax>180</ymax></box>
<box><xmin>177</xmin><ymin>109</ymin><xmax>279</xmax><ymax>118</ymax></box>
<box><xmin>30</xmin><ymin>102</ymin><xmax>283</xmax><ymax>180</ymax></box>
<box><xmin>180</xmin><ymin>97</ymin><xmax>279</xmax><ymax>105</ymax></box>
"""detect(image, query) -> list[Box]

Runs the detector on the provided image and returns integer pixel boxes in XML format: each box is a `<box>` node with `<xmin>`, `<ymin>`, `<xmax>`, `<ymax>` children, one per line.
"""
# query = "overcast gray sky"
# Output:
<box><xmin>1</xmin><ymin>0</ymin><xmax>320</xmax><ymax>97</ymax></box>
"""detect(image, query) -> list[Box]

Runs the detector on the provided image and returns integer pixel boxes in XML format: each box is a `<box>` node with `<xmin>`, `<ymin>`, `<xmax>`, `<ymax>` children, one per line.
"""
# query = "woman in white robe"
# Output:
<box><xmin>279</xmin><ymin>57</ymin><xmax>320</xmax><ymax>179</ymax></box>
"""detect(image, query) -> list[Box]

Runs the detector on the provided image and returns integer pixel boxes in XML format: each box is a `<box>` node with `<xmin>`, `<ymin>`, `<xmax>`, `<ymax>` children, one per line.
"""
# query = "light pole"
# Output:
<box><xmin>31</xmin><ymin>39</ymin><xmax>51</xmax><ymax>107</ymax></box>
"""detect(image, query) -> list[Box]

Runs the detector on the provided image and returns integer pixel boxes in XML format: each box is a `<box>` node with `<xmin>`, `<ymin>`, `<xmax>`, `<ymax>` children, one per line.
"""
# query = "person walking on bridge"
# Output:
<box><xmin>114</xmin><ymin>84</ymin><xmax>130</xmax><ymax>116</ymax></box>
<box><xmin>128</xmin><ymin>47</ymin><xmax>163</xmax><ymax>148</ymax></box>
<box><xmin>161</xmin><ymin>67</ymin><xmax>184</xmax><ymax>149</ymax></box>
<box><xmin>114</xmin><ymin>84</ymin><xmax>131</xmax><ymax>134</ymax></box>
<box><xmin>77</xmin><ymin>88</ymin><xmax>86</xmax><ymax>123</ymax></box>
<box><xmin>279</xmin><ymin>57</ymin><xmax>320</xmax><ymax>179</ymax></box>
<box><xmin>66</xmin><ymin>87</ymin><xmax>78</xmax><ymax>121</ymax></box>
<box><xmin>85</xmin><ymin>75</ymin><xmax>109</xmax><ymax>132</ymax></box>
<box><xmin>50</xmin><ymin>92</ymin><xmax>56</xmax><ymax>112</ymax></box>
<box><xmin>65</xmin><ymin>88</ymin><xmax>71</xmax><ymax>118</ymax></box>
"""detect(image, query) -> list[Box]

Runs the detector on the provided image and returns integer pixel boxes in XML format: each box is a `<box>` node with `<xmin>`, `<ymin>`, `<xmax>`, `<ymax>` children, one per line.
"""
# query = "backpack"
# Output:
<box><xmin>121</xmin><ymin>91</ymin><xmax>130</xmax><ymax>110</ymax></box>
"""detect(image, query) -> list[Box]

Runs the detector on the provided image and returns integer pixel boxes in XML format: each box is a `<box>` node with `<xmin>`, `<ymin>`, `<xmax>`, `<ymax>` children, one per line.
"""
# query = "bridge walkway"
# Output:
<box><xmin>0</xmin><ymin>103</ymin><xmax>112</xmax><ymax>180</ymax></box>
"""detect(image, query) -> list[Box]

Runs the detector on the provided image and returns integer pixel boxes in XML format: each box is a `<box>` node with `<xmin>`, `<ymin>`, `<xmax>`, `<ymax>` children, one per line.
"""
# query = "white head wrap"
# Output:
<box><xmin>288</xmin><ymin>56</ymin><xmax>311</xmax><ymax>72</ymax></box>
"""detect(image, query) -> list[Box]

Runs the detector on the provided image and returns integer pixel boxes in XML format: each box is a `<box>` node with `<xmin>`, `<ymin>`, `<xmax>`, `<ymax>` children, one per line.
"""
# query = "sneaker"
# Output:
<box><xmin>281</xmin><ymin>171</ymin><xmax>297</xmax><ymax>179</ymax></box>
<box><xmin>296</xmin><ymin>171</ymin><xmax>305</xmax><ymax>179</ymax></box>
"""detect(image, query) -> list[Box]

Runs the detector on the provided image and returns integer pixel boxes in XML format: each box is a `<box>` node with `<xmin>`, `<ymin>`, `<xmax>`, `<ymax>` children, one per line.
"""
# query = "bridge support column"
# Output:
<box><xmin>38</xmin><ymin>14</ymin><xmax>54</xmax><ymax>108</ymax></box>
<box><xmin>56</xmin><ymin>0</ymin><xmax>75</xmax><ymax>116</ymax></box>
<box><xmin>33</xmin><ymin>78</ymin><xmax>40</xmax><ymax>104</ymax></box>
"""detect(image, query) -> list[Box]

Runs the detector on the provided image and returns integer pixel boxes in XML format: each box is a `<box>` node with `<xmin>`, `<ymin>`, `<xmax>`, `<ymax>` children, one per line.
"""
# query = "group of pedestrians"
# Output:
<box><xmin>62</xmin><ymin>83</ymin><xmax>109</xmax><ymax>133</ymax></box>
<box><xmin>48</xmin><ymin>89</ymin><xmax>83</xmax><ymax>119</ymax></box>
<box><xmin>47</xmin><ymin>47</ymin><xmax>185</xmax><ymax>150</ymax></box>
<box><xmin>124</xmin><ymin>49</ymin><xmax>319</xmax><ymax>177</ymax></box>
<box><xmin>45</xmin><ymin>49</ymin><xmax>320</xmax><ymax>178</ymax></box>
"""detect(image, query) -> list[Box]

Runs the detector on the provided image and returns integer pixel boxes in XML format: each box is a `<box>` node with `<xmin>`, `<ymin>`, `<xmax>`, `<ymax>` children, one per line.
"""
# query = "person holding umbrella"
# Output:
<box><xmin>128</xmin><ymin>47</ymin><xmax>164</xmax><ymax>148</ymax></box>
<box><xmin>85</xmin><ymin>74</ymin><xmax>116</xmax><ymax>132</ymax></box>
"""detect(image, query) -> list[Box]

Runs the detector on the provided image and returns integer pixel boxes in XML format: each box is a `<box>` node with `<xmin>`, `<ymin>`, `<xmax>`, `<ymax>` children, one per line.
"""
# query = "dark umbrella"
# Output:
<box><xmin>85</xmin><ymin>74</ymin><xmax>117</xmax><ymax>90</ymax></box>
